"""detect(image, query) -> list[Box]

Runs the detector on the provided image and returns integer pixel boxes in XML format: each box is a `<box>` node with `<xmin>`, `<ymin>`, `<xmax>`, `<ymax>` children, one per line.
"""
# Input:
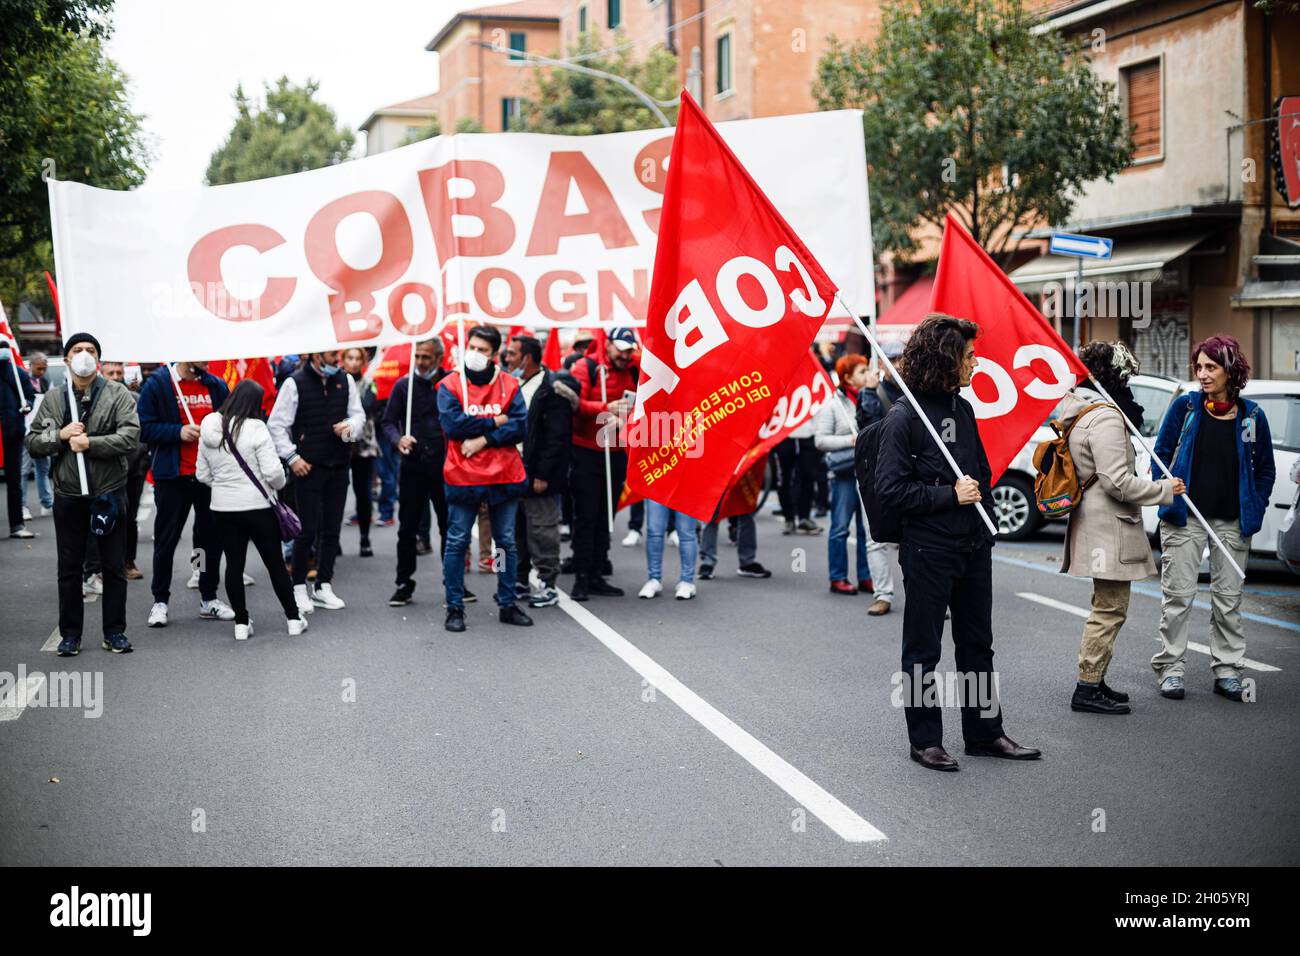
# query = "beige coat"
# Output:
<box><xmin>1059</xmin><ymin>388</ymin><xmax>1175</xmax><ymax>581</ymax></box>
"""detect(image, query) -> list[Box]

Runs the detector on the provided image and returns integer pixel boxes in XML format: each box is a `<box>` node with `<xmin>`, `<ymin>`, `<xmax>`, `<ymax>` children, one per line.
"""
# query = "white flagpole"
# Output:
<box><xmin>403</xmin><ymin>342</ymin><xmax>417</xmax><ymax>438</ymax></box>
<box><xmin>843</xmin><ymin>301</ymin><xmax>999</xmax><ymax>537</ymax></box>
<box><xmin>1086</xmin><ymin>375</ymin><xmax>1246</xmax><ymax>581</ymax></box>
<box><xmin>456</xmin><ymin>317</ymin><xmax>469</xmax><ymax>404</ymax></box>
<box><xmin>600</xmin><ymin>362</ymin><xmax>614</xmax><ymax>534</ymax></box>
<box><xmin>5</xmin><ymin>340</ymin><xmax>28</xmax><ymax>412</ymax></box>
<box><xmin>65</xmin><ymin>371</ymin><xmax>90</xmax><ymax>496</ymax></box>
<box><xmin>168</xmin><ymin>363</ymin><xmax>197</xmax><ymax>426</ymax></box>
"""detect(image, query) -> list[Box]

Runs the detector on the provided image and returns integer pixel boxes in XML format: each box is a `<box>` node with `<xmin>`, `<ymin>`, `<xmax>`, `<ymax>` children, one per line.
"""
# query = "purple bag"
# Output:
<box><xmin>223</xmin><ymin>420</ymin><xmax>302</xmax><ymax>542</ymax></box>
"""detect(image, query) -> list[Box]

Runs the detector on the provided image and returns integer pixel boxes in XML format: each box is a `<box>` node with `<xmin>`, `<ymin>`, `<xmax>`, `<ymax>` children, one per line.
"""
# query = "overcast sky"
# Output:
<box><xmin>105</xmin><ymin>0</ymin><xmax>481</xmax><ymax>190</ymax></box>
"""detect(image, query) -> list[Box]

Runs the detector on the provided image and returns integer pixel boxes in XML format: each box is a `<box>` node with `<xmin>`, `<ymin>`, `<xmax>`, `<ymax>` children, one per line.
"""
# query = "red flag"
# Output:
<box><xmin>542</xmin><ymin>327</ymin><xmax>562</xmax><ymax>370</ymax></box>
<box><xmin>370</xmin><ymin>343</ymin><xmax>412</xmax><ymax>401</ymax></box>
<box><xmin>0</xmin><ymin>308</ymin><xmax>25</xmax><ymax>369</ymax></box>
<box><xmin>44</xmin><ymin>271</ymin><xmax>61</xmax><ymax>340</ymax></box>
<box><xmin>929</xmin><ymin>214</ymin><xmax>1089</xmax><ymax>484</ymax></box>
<box><xmin>208</xmin><ymin>357</ymin><xmax>279</xmax><ymax>415</ymax></box>
<box><xmin>626</xmin><ymin>92</ymin><xmax>838</xmax><ymax>522</ymax></box>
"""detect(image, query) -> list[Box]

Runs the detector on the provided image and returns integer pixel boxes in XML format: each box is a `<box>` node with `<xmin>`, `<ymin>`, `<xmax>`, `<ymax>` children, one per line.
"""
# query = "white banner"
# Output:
<box><xmin>49</xmin><ymin>110</ymin><xmax>873</xmax><ymax>362</ymax></box>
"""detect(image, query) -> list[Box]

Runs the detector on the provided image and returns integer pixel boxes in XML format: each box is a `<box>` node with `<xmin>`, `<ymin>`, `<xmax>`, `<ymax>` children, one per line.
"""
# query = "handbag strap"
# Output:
<box><xmin>222</xmin><ymin>418</ymin><xmax>274</xmax><ymax>504</ymax></box>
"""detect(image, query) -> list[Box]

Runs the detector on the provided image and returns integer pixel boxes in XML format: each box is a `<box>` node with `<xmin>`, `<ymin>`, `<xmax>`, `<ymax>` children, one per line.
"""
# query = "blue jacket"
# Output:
<box><xmin>1152</xmin><ymin>391</ymin><xmax>1276</xmax><ymax>537</ymax></box>
<box><xmin>137</xmin><ymin>366</ymin><xmax>229</xmax><ymax>481</ymax></box>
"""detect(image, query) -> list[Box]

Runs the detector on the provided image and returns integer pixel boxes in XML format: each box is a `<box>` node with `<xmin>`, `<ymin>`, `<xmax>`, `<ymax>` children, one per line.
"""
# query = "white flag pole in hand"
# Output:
<box><xmin>64</xmin><ymin>372</ymin><xmax>90</xmax><ymax>496</ymax></box>
<box><xmin>843</xmin><ymin>299</ymin><xmax>999</xmax><ymax>537</ymax></box>
<box><xmin>1086</xmin><ymin>375</ymin><xmax>1246</xmax><ymax>581</ymax></box>
<box><xmin>168</xmin><ymin>363</ymin><xmax>197</xmax><ymax>426</ymax></box>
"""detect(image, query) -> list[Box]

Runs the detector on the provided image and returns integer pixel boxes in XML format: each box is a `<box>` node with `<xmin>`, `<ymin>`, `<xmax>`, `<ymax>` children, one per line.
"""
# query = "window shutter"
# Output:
<box><xmin>1126</xmin><ymin>61</ymin><xmax>1161</xmax><ymax>161</ymax></box>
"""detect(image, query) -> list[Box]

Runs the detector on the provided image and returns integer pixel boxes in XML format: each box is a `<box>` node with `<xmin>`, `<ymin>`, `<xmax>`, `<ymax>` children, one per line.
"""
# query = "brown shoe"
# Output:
<box><xmin>867</xmin><ymin>599</ymin><xmax>891</xmax><ymax>616</ymax></box>
<box><xmin>964</xmin><ymin>735</ymin><xmax>1042</xmax><ymax>760</ymax></box>
<box><xmin>910</xmin><ymin>745</ymin><xmax>959</xmax><ymax>772</ymax></box>
<box><xmin>124</xmin><ymin>562</ymin><xmax>144</xmax><ymax>581</ymax></box>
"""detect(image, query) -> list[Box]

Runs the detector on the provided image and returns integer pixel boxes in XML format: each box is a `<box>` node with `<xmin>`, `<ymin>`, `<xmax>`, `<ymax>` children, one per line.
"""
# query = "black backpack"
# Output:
<box><xmin>854</xmin><ymin>403</ymin><xmax>906</xmax><ymax>545</ymax></box>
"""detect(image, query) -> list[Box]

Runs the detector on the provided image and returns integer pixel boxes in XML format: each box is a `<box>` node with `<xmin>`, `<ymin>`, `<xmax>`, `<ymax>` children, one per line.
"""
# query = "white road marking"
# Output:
<box><xmin>557</xmin><ymin>592</ymin><xmax>887</xmax><ymax>843</ymax></box>
<box><xmin>1016</xmin><ymin>592</ymin><xmax>1281</xmax><ymax>672</ymax></box>
<box><xmin>0</xmin><ymin>675</ymin><xmax>46</xmax><ymax>722</ymax></box>
<box><xmin>41</xmin><ymin>628</ymin><xmax>60</xmax><ymax>652</ymax></box>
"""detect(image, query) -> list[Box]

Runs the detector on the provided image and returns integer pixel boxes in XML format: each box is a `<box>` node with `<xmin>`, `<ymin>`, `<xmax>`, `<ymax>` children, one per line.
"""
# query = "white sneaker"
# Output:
<box><xmin>287</xmin><ymin>617</ymin><xmax>309</xmax><ymax>636</ymax></box>
<box><xmin>186</xmin><ymin>569</ymin><xmax>200</xmax><ymax>589</ymax></box>
<box><xmin>199</xmin><ymin>598</ymin><xmax>236</xmax><ymax>621</ymax></box>
<box><xmin>22</xmin><ymin>506</ymin><xmax>31</xmax><ymax>521</ymax></box>
<box><xmin>148</xmin><ymin>602</ymin><xmax>169</xmax><ymax>627</ymax></box>
<box><xmin>674</xmin><ymin>581</ymin><xmax>697</xmax><ymax>600</ymax></box>
<box><xmin>622</xmin><ymin>529</ymin><xmax>642</xmax><ymax>547</ymax></box>
<box><xmin>638</xmin><ymin>579</ymin><xmax>663</xmax><ymax>599</ymax></box>
<box><xmin>294</xmin><ymin>584</ymin><xmax>315</xmax><ymax>616</ymax></box>
<box><xmin>668</xmin><ymin>530</ymin><xmax>679</xmax><ymax>546</ymax></box>
<box><xmin>242</xmin><ymin>572</ymin><xmax>255</xmax><ymax>586</ymax></box>
<box><xmin>40</xmin><ymin>506</ymin><xmax>54</xmax><ymax>517</ymax></box>
<box><xmin>82</xmin><ymin>573</ymin><xmax>103</xmax><ymax>595</ymax></box>
<box><xmin>234</xmin><ymin>620</ymin><xmax>254</xmax><ymax>641</ymax></box>
<box><xmin>312</xmin><ymin>582</ymin><xmax>346</xmax><ymax>610</ymax></box>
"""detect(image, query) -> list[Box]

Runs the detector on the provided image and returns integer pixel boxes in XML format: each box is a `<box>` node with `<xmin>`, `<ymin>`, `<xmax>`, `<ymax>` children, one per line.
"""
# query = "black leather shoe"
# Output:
<box><xmin>1071</xmin><ymin>684</ymin><xmax>1131</xmax><ymax>715</ymax></box>
<box><xmin>1098</xmin><ymin>679</ymin><xmax>1129</xmax><ymax>703</ymax></box>
<box><xmin>585</xmin><ymin>576</ymin><xmax>624</xmax><ymax>597</ymax></box>
<box><xmin>444</xmin><ymin>609</ymin><xmax>466</xmax><ymax>632</ymax></box>
<box><xmin>500</xmin><ymin>605</ymin><xmax>534</xmax><ymax>627</ymax></box>
<box><xmin>965</xmin><ymin>735</ymin><xmax>1042</xmax><ymax>760</ymax></box>
<box><xmin>909</xmin><ymin>746</ymin><xmax>959</xmax><ymax>772</ymax></box>
<box><xmin>388</xmin><ymin>582</ymin><xmax>415</xmax><ymax>606</ymax></box>
<box><xmin>570</xmin><ymin>576</ymin><xmax>590</xmax><ymax>602</ymax></box>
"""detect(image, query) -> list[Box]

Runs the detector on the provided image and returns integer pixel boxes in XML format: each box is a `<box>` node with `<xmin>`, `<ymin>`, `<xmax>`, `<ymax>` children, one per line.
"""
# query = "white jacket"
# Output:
<box><xmin>196</xmin><ymin>414</ymin><xmax>286</xmax><ymax>512</ymax></box>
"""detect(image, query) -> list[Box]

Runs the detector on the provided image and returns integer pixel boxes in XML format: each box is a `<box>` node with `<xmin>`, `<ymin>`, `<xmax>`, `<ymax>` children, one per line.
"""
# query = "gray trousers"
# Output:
<box><xmin>517</xmin><ymin>493</ymin><xmax>561</xmax><ymax>587</ymax></box>
<box><xmin>700</xmin><ymin>513</ymin><xmax>755</xmax><ymax>567</ymax></box>
<box><xmin>1151</xmin><ymin>517</ymin><xmax>1250</xmax><ymax>680</ymax></box>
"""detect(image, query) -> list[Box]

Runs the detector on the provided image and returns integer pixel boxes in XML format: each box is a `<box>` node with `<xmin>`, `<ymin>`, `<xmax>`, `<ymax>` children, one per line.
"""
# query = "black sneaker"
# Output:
<box><xmin>389</xmin><ymin>582</ymin><xmax>415</xmax><ymax>606</ymax></box>
<box><xmin>101</xmin><ymin>633</ymin><xmax>133</xmax><ymax>654</ymax></box>
<box><xmin>570</xmin><ymin>576</ymin><xmax>590</xmax><ymax>602</ymax></box>
<box><xmin>1071</xmin><ymin>684</ymin><xmax>1130</xmax><ymax>715</ymax></box>
<box><xmin>500</xmin><ymin>605</ymin><xmax>534</xmax><ymax>627</ymax></box>
<box><xmin>445</xmin><ymin>608</ymin><xmax>466</xmax><ymax>632</ymax></box>
<box><xmin>360</xmin><ymin>540</ymin><xmax>374</xmax><ymax>558</ymax></box>
<box><xmin>698</xmin><ymin>564</ymin><xmax>715</xmax><ymax>581</ymax></box>
<box><xmin>585</xmin><ymin>576</ymin><xmax>624</xmax><ymax>597</ymax></box>
<box><xmin>515</xmin><ymin>582</ymin><xmax>532</xmax><ymax>601</ymax></box>
<box><xmin>738</xmin><ymin>562</ymin><xmax>772</xmax><ymax>578</ymax></box>
<box><xmin>463</xmin><ymin>587</ymin><xmax>477</xmax><ymax>604</ymax></box>
<box><xmin>56</xmin><ymin>636</ymin><xmax>81</xmax><ymax>657</ymax></box>
<box><xmin>560</xmin><ymin>556</ymin><xmax>575</xmax><ymax>575</ymax></box>
<box><xmin>530</xmin><ymin>586</ymin><xmax>560</xmax><ymax>608</ymax></box>
<box><xmin>1098</xmin><ymin>679</ymin><xmax>1129</xmax><ymax>704</ymax></box>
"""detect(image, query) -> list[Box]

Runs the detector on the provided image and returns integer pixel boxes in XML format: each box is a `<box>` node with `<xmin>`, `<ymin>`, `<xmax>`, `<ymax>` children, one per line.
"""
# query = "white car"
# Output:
<box><xmin>996</xmin><ymin>376</ymin><xmax>1300</xmax><ymax>569</ymax></box>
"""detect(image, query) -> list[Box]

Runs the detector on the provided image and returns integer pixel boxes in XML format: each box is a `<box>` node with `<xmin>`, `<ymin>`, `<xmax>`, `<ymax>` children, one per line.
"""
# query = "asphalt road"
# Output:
<box><xmin>2</xmin><ymin>488</ymin><xmax>1297</xmax><ymax>866</ymax></box>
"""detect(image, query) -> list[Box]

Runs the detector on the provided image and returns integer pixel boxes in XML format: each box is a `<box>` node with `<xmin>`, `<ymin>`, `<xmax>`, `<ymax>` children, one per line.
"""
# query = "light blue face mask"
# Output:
<box><xmin>418</xmin><ymin>367</ymin><xmax>438</xmax><ymax>381</ymax></box>
<box><xmin>510</xmin><ymin>367</ymin><xmax>524</xmax><ymax>379</ymax></box>
<box><xmin>320</xmin><ymin>363</ymin><xmax>340</xmax><ymax>377</ymax></box>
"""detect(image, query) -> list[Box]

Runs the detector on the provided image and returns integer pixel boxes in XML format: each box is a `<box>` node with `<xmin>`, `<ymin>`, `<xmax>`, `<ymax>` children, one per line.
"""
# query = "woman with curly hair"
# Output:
<box><xmin>876</xmin><ymin>313</ymin><xmax>1040</xmax><ymax>771</ymax></box>
<box><xmin>1150</xmin><ymin>335</ymin><xmax>1276</xmax><ymax>702</ymax></box>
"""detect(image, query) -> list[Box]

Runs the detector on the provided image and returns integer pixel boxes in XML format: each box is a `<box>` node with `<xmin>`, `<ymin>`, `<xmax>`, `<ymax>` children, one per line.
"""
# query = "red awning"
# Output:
<box><xmin>869</xmin><ymin>276</ymin><xmax>933</xmax><ymax>349</ymax></box>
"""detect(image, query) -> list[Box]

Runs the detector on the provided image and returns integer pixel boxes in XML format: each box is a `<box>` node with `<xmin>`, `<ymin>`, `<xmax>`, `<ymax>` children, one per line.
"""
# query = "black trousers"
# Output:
<box><xmin>291</xmin><ymin>463</ymin><xmax>349</xmax><ymax>586</ymax></box>
<box><xmin>569</xmin><ymin>445</ymin><xmax>627</xmax><ymax>577</ymax></box>
<box><xmin>898</xmin><ymin>543</ymin><xmax>1005</xmax><ymax>749</ymax></box>
<box><xmin>124</xmin><ymin>464</ymin><xmax>146</xmax><ymax>562</ymax></box>
<box><xmin>55</xmin><ymin>490</ymin><xmax>128</xmax><ymax>639</ymax></box>
<box><xmin>775</xmin><ymin>437</ymin><xmax>820</xmax><ymax>521</ymax></box>
<box><xmin>218</xmin><ymin>508</ymin><xmax>299</xmax><ymax>625</ymax></box>
<box><xmin>350</xmin><ymin>455</ymin><xmax>374</xmax><ymax>538</ymax></box>
<box><xmin>395</xmin><ymin>457</ymin><xmax>448</xmax><ymax>588</ymax></box>
<box><xmin>152</xmin><ymin>476</ymin><xmax>220</xmax><ymax>603</ymax></box>
<box><xmin>4</xmin><ymin>431</ymin><xmax>24</xmax><ymax>529</ymax></box>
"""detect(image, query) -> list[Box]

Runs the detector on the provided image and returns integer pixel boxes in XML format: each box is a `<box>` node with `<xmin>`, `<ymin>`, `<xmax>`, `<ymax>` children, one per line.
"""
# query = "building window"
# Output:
<box><xmin>578</xmin><ymin>5</ymin><xmax>587</xmax><ymax>33</ymax></box>
<box><xmin>716</xmin><ymin>32</ymin><xmax>733</xmax><ymax>95</ymax></box>
<box><xmin>502</xmin><ymin>97</ymin><xmax>523</xmax><ymax>131</ymax></box>
<box><xmin>608</xmin><ymin>0</ymin><xmax>621</xmax><ymax>29</ymax></box>
<box><xmin>508</xmin><ymin>31</ymin><xmax>526</xmax><ymax>61</ymax></box>
<box><xmin>1122</xmin><ymin>59</ymin><xmax>1162</xmax><ymax>162</ymax></box>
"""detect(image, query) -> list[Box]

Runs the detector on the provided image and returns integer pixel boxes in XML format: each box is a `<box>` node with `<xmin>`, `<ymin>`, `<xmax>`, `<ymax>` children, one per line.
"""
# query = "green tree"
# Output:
<box><xmin>205</xmin><ymin>78</ymin><xmax>355</xmax><ymax>185</ymax></box>
<box><xmin>519</xmin><ymin>35</ymin><xmax>678</xmax><ymax>134</ymax></box>
<box><xmin>0</xmin><ymin>2</ymin><xmax>149</xmax><ymax>309</ymax></box>
<box><xmin>454</xmin><ymin>117</ymin><xmax>484</xmax><ymax>134</ymax></box>
<box><xmin>404</xmin><ymin>116</ymin><xmax>442</xmax><ymax>144</ymax></box>
<box><xmin>814</xmin><ymin>0</ymin><xmax>1133</xmax><ymax>265</ymax></box>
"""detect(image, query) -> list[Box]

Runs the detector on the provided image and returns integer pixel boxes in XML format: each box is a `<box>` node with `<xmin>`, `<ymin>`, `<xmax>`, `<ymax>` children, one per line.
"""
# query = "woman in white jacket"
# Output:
<box><xmin>196</xmin><ymin>380</ymin><xmax>306</xmax><ymax>639</ymax></box>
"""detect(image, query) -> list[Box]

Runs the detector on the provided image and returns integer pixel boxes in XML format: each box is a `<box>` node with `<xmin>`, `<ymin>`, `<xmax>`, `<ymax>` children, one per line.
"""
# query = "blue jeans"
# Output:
<box><xmin>699</xmin><ymin>512</ymin><xmax>755</xmax><ymax>567</ymax></box>
<box><xmin>645</xmin><ymin>500</ymin><xmax>700</xmax><ymax>584</ymax></box>
<box><xmin>443</xmin><ymin>496</ymin><xmax>519</xmax><ymax>610</ymax></box>
<box><xmin>22</xmin><ymin>447</ymin><xmax>53</xmax><ymax>510</ymax></box>
<box><xmin>374</xmin><ymin>439</ymin><xmax>399</xmax><ymax>521</ymax></box>
<box><xmin>828</xmin><ymin>476</ymin><xmax>868</xmax><ymax>583</ymax></box>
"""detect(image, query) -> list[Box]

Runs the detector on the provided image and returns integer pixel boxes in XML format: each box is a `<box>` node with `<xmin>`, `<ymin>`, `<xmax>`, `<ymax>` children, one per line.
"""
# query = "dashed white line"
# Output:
<box><xmin>557</xmin><ymin>591</ymin><xmax>887</xmax><ymax>843</ymax></box>
<box><xmin>1016</xmin><ymin>592</ymin><xmax>1282</xmax><ymax>672</ymax></box>
<box><xmin>0</xmin><ymin>675</ymin><xmax>46</xmax><ymax>722</ymax></box>
<box><xmin>41</xmin><ymin>628</ymin><xmax>60</xmax><ymax>652</ymax></box>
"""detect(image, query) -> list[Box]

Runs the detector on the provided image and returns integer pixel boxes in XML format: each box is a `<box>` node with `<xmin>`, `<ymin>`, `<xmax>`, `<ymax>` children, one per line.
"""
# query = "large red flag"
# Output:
<box><xmin>929</xmin><ymin>214</ymin><xmax>1090</xmax><ymax>484</ymax></box>
<box><xmin>626</xmin><ymin>92</ymin><xmax>839</xmax><ymax>521</ymax></box>
<box><xmin>208</xmin><ymin>357</ymin><xmax>278</xmax><ymax>415</ymax></box>
<box><xmin>542</xmin><ymin>327</ymin><xmax>562</xmax><ymax>370</ymax></box>
<box><xmin>368</xmin><ymin>343</ymin><xmax>412</xmax><ymax>401</ymax></box>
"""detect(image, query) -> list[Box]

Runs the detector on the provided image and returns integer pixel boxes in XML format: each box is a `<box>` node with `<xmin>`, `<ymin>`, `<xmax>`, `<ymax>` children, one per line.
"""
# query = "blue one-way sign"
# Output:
<box><xmin>1050</xmin><ymin>231</ymin><xmax>1113</xmax><ymax>260</ymax></box>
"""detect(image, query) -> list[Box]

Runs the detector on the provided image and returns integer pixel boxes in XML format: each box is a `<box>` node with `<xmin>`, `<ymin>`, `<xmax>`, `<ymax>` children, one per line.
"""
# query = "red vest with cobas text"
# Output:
<box><xmin>441</xmin><ymin>372</ymin><xmax>527</xmax><ymax>487</ymax></box>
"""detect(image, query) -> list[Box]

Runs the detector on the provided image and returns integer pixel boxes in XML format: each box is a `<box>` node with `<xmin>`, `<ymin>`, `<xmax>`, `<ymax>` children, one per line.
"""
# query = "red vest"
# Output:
<box><xmin>441</xmin><ymin>372</ymin><xmax>527</xmax><ymax>487</ymax></box>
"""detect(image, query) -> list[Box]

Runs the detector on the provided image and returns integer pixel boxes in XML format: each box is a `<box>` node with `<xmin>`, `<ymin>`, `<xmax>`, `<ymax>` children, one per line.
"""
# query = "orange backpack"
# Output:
<box><xmin>1031</xmin><ymin>402</ymin><xmax>1115</xmax><ymax>517</ymax></box>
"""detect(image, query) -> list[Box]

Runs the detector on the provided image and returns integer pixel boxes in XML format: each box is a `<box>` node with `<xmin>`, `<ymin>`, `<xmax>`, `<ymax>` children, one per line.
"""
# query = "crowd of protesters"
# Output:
<box><xmin>2</xmin><ymin>318</ymin><xmax>1284</xmax><ymax>766</ymax></box>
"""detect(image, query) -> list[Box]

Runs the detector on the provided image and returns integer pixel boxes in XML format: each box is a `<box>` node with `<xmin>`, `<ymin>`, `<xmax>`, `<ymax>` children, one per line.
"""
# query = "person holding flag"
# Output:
<box><xmin>876</xmin><ymin>314</ymin><xmax>1040</xmax><ymax>772</ymax></box>
<box><xmin>1</xmin><ymin>336</ymin><xmax>36</xmax><ymax>538</ymax></box>
<box><xmin>436</xmin><ymin>325</ymin><xmax>532</xmax><ymax>633</ymax></box>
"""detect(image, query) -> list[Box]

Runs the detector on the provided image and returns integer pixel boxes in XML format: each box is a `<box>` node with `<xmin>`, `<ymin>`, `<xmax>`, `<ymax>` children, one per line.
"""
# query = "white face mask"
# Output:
<box><xmin>463</xmin><ymin>350</ymin><xmax>490</xmax><ymax>372</ymax></box>
<box><xmin>70</xmin><ymin>352</ymin><xmax>98</xmax><ymax>378</ymax></box>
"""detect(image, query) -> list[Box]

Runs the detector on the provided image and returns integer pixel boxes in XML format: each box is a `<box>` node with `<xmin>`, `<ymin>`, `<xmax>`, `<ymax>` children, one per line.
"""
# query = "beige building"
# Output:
<box><xmin>1010</xmin><ymin>0</ymin><xmax>1300</xmax><ymax>380</ymax></box>
<box><xmin>359</xmin><ymin>95</ymin><xmax>439</xmax><ymax>156</ymax></box>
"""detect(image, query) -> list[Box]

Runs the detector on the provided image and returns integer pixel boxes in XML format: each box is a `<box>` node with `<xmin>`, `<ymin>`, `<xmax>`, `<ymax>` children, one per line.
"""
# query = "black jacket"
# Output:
<box><xmin>875</xmin><ymin>389</ymin><xmax>994</xmax><ymax>551</ymax></box>
<box><xmin>381</xmin><ymin>370</ymin><xmax>447</xmax><ymax>469</ymax></box>
<box><xmin>0</xmin><ymin>359</ymin><xmax>35</xmax><ymax>440</ymax></box>
<box><xmin>520</xmin><ymin>369</ymin><xmax>574</xmax><ymax>494</ymax></box>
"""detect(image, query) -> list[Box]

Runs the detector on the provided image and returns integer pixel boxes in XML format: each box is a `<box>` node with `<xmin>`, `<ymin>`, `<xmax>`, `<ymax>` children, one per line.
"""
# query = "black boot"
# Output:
<box><xmin>500</xmin><ymin>605</ymin><xmax>534</xmax><ymax>627</ymax></box>
<box><xmin>570</xmin><ymin>575</ymin><xmax>590</xmax><ymax>602</ymax></box>
<box><xmin>1071</xmin><ymin>683</ymin><xmax>1130</xmax><ymax>715</ymax></box>
<box><xmin>585</xmin><ymin>576</ymin><xmax>625</xmax><ymax>597</ymax></box>
<box><xmin>445</xmin><ymin>608</ymin><xmax>466</xmax><ymax>632</ymax></box>
<box><xmin>1098</xmin><ymin>679</ymin><xmax>1129</xmax><ymax>703</ymax></box>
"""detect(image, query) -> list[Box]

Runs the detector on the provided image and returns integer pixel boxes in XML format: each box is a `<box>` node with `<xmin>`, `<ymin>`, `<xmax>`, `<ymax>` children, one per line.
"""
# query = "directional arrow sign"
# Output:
<box><xmin>1050</xmin><ymin>231</ymin><xmax>1113</xmax><ymax>260</ymax></box>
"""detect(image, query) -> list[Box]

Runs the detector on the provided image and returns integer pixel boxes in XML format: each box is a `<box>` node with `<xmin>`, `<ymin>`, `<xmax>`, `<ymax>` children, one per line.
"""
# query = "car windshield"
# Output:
<box><xmin>1251</xmin><ymin>395</ymin><xmax>1300</xmax><ymax>453</ymax></box>
<box><xmin>1129</xmin><ymin>383</ymin><xmax>1178</xmax><ymax>437</ymax></box>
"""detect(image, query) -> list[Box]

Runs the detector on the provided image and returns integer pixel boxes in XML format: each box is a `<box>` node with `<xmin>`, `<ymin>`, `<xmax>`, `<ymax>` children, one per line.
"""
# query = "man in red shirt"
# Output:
<box><xmin>568</xmin><ymin>328</ymin><xmax>639</xmax><ymax>601</ymax></box>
